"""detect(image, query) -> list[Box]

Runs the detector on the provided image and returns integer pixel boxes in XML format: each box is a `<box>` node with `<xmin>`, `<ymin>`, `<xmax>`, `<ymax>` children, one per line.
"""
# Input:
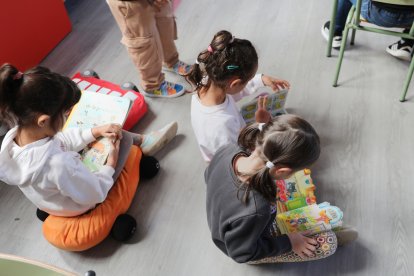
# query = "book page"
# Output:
<box><xmin>236</xmin><ymin>87</ymin><xmax>289</xmax><ymax>124</ymax></box>
<box><xmin>65</xmin><ymin>91</ymin><xmax>131</xmax><ymax>172</ymax></box>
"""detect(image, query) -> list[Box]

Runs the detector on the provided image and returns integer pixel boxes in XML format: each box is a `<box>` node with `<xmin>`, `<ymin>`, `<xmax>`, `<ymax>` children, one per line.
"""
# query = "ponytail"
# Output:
<box><xmin>0</xmin><ymin>63</ymin><xmax>81</xmax><ymax>129</ymax></box>
<box><xmin>0</xmin><ymin>64</ymin><xmax>23</xmax><ymax>124</ymax></box>
<box><xmin>185</xmin><ymin>30</ymin><xmax>258</xmax><ymax>90</ymax></box>
<box><xmin>237</xmin><ymin>115</ymin><xmax>321</xmax><ymax>203</ymax></box>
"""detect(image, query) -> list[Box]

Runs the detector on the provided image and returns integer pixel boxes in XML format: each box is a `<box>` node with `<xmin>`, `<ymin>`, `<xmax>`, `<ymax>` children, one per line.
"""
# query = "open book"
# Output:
<box><xmin>275</xmin><ymin>169</ymin><xmax>343</xmax><ymax>235</ymax></box>
<box><xmin>64</xmin><ymin>91</ymin><xmax>132</xmax><ymax>172</ymax></box>
<box><xmin>236</xmin><ymin>87</ymin><xmax>289</xmax><ymax>124</ymax></box>
<box><xmin>276</xmin><ymin>202</ymin><xmax>343</xmax><ymax>235</ymax></box>
<box><xmin>275</xmin><ymin>169</ymin><xmax>317</xmax><ymax>214</ymax></box>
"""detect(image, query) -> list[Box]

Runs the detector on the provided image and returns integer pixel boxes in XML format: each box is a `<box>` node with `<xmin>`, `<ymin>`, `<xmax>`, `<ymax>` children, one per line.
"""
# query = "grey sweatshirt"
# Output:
<box><xmin>205</xmin><ymin>144</ymin><xmax>292</xmax><ymax>263</ymax></box>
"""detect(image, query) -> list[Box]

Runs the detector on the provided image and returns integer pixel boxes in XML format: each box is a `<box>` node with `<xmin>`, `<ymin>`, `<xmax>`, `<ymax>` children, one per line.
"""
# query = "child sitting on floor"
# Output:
<box><xmin>0</xmin><ymin>64</ymin><xmax>176</xmax><ymax>218</ymax></box>
<box><xmin>186</xmin><ymin>30</ymin><xmax>290</xmax><ymax>162</ymax></box>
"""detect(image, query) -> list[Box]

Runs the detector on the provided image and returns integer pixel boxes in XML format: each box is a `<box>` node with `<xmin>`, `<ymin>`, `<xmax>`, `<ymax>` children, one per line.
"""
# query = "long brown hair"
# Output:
<box><xmin>237</xmin><ymin>115</ymin><xmax>321</xmax><ymax>203</ymax></box>
<box><xmin>186</xmin><ymin>30</ymin><xmax>258</xmax><ymax>90</ymax></box>
<box><xmin>0</xmin><ymin>64</ymin><xmax>81</xmax><ymax>131</ymax></box>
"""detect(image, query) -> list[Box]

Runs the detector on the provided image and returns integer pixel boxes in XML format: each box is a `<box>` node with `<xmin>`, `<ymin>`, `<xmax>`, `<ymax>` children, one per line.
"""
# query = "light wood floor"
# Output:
<box><xmin>1</xmin><ymin>0</ymin><xmax>414</xmax><ymax>275</ymax></box>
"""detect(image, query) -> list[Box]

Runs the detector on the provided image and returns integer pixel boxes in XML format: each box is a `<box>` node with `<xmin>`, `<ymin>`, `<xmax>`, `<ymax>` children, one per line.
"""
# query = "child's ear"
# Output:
<box><xmin>229</xmin><ymin>78</ymin><xmax>243</xmax><ymax>88</ymax></box>
<box><xmin>271</xmin><ymin>167</ymin><xmax>293</xmax><ymax>180</ymax></box>
<box><xmin>37</xmin><ymin>114</ymin><xmax>50</xmax><ymax>128</ymax></box>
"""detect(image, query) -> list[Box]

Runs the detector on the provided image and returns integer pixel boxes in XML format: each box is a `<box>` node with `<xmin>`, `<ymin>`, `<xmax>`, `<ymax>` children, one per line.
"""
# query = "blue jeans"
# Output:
<box><xmin>334</xmin><ymin>0</ymin><xmax>414</xmax><ymax>34</ymax></box>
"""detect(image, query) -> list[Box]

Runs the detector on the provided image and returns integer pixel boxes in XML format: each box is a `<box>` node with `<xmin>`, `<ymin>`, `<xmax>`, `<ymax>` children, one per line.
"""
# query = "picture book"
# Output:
<box><xmin>236</xmin><ymin>87</ymin><xmax>289</xmax><ymax>124</ymax></box>
<box><xmin>64</xmin><ymin>91</ymin><xmax>132</xmax><ymax>172</ymax></box>
<box><xmin>276</xmin><ymin>202</ymin><xmax>343</xmax><ymax>235</ymax></box>
<box><xmin>275</xmin><ymin>169</ymin><xmax>317</xmax><ymax>214</ymax></box>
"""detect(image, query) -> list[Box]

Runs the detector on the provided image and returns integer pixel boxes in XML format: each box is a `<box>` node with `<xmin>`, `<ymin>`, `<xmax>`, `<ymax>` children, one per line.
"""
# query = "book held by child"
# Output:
<box><xmin>275</xmin><ymin>169</ymin><xmax>344</xmax><ymax>235</ymax></box>
<box><xmin>236</xmin><ymin>87</ymin><xmax>288</xmax><ymax>124</ymax></box>
<box><xmin>64</xmin><ymin>91</ymin><xmax>131</xmax><ymax>172</ymax></box>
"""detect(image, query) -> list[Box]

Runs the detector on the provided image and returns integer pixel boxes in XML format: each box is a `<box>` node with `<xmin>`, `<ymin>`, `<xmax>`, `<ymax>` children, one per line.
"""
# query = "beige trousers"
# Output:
<box><xmin>107</xmin><ymin>0</ymin><xmax>179</xmax><ymax>90</ymax></box>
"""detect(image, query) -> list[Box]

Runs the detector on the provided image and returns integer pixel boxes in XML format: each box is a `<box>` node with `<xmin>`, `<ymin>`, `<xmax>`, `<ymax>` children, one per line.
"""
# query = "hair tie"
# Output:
<box><xmin>207</xmin><ymin>45</ymin><xmax>214</xmax><ymax>53</ymax></box>
<box><xmin>226</xmin><ymin>65</ymin><xmax>239</xmax><ymax>70</ymax></box>
<box><xmin>13</xmin><ymin>72</ymin><xmax>23</xmax><ymax>80</ymax></box>
<box><xmin>229</xmin><ymin>36</ymin><xmax>235</xmax><ymax>43</ymax></box>
<box><xmin>258</xmin><ymin>123</ymin><xmax>266</xmax><ymax>131</ymax></box>
<box><xmin>195</xmin><ymin>59</ymin><xmax>200</xmax><ymax>64</ymax></box>
<box><xmin>266</xmin><ymin>161</ymin><xmax>274</xmax><ymax>169</ymax></box>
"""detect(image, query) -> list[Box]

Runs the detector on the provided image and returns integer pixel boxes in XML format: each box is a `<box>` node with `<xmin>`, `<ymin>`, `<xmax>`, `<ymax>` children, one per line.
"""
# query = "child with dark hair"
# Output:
<box><xmin>205</xmin><ymin>115</ymin><xmax>357</xmax><ymax>264</ymax></box>
<box><xmin>0</xmin><ymin>64</ymin><xmax>176</xmax><ymax>217</ymax></box>
<box><xmin>186</xmin><ymin>30</ymin><xmax>290</xmax><ymax>162</ymax></box>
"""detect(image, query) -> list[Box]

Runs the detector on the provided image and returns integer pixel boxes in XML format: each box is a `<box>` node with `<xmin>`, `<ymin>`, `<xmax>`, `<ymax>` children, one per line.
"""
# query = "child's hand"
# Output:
<box><xmin>92</xmin><ymin>124</ymin><xmax>123</xmax><ymax>141</ymax></box>
<box><xmin>152</xmin><ymin>0</ymin><xmax>169</xmax><ymax>10</ymax></box>
<box><xmin>287</xmin><ymin>232</ymin><xmax>318</xmax><ymax>259</ymax></box>
<box><xmin>255</xmin><ymin>96</ymin><xmax>272</xmax><ymax>123</ymax></box>
<box><xmin>106</xmin><ymin>139</ymin><xmax>120</xmax><ymax>168</ymax></box>
<box><xmin>262</xmin><ymin>75</ymin><xmax>290</xmax><ymax>92</ymax></box>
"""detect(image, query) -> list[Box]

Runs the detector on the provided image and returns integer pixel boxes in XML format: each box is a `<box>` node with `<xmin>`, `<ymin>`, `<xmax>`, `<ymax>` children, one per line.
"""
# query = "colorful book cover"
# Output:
<box><xmin>236</xmin><ymin>87</ymin><xmax>289</xmax><ymax>124</ymax></box>
<box><xmin>64</xmin><ymin>91</ymin><xmax>131</xmax><ymax>172</ymax></box>
<box><xmin>276</xmin><ymin>202</ymin><xmax>343</xmax><ymax>235</ymax></box>
<box><xmin>275</xmin><ymin>169</ymin><xmax>317</xmax><ymax>214</ymax></box>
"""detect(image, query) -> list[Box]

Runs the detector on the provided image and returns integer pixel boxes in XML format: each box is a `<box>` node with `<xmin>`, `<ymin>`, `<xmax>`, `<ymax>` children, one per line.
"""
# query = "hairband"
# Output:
<box><xmin>207</xmin><ymin>45</ymin><xmax>214</xmax><ymax>53</ymax></box>
<box><xmin>229</xmin><ymin>36</ymin><xmax>235</xmax><ymax>43</ymax></box>
<box><xmin>226</xmin><ymin>65</ymin><xmax>239</xmax><ymax>70</ymax></box>
<box><xmin>195</xmin><ymin>59</ymin><xmax>200</xmax><ymax>64</ymax></box>
<box><xmin>266</xmin><ymin>161</ymin><xmax>274</xmax><ymax>169</ymax></box>
<box><xmin>258</xmin><ymin>123</ymin><xmax>265</xmax><ymax>131</ymax></box>
<box><xmin>13</xmin><ymin>72</ymin><xmax>23</xmax><ymax>80</ymax></box>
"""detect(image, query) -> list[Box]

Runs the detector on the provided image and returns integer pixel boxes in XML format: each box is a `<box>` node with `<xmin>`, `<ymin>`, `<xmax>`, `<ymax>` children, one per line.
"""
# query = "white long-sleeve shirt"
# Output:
<box><xmin>191</xmin><ymin>74</ymin><xmax>264</xmax><ymax>162</ymax></box>
<box><xmin>0</xmin><ymin>126</ymin><xmax>115</xmax><ymax>217</ymax></box>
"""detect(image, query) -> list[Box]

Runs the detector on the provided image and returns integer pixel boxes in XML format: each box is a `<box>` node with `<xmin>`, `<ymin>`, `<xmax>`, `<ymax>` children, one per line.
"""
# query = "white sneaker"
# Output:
<box><xmin>334</xmin><ymin>225</ymin><xmax>358</xmax><ymax>246</ymax></box>
<box><xmin>140</xmin><ymin>121</ymin><xmax>178</xmax><ymax>156</ymax></box>
<box><xmin>322</xmin><ymin>21</ymin><xmax>342</xmax><ymax>49</ymax></box>
<box><xmin>386</xmin><ymin>39</ymin><xmax>413</xmax><ymax>61</ymax></box>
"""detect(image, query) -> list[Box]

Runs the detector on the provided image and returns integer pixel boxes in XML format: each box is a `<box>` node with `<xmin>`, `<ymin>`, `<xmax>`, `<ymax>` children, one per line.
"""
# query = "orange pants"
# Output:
<box><xmin>42</xmin><ymin>145</ymin><xmax>142</xmax><ymax>251</ymax></box>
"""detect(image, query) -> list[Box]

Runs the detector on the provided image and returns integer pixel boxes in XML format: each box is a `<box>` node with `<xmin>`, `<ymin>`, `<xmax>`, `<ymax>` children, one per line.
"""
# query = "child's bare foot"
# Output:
<box><xmin>139</xmin><ymin>121</ymin><xmax>178</xmax><ymax>156</ymax></box>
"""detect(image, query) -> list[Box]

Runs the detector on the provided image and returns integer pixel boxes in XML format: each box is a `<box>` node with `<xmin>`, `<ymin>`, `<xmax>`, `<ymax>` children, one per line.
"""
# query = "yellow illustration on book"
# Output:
<box><xmin>276</xmin><ymin>202</ymin><xmax>343</xmax><ymax>235</ymax></box>
<box><xmin>275</xmin><ymin>169</ymin><xmax>343</xmax><ymax>235</ymax></box>
<box><xmin>275</xmin><ymin>169</ymin><xmax>317</xmax><ymax>214</ymax></box>
<box><xmin>64</xmin><ymin>91</ymin><xmax>131</xmax><ymax>172</ymax></box>
<box><xmin>236</xmin><ymin>87</ymin><xmax>288</xmax><ymax>124</ymax></box>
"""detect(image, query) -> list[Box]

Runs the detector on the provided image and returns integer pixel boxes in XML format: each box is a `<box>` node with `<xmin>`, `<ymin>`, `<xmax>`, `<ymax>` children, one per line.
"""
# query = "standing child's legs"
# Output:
<box><xmin>107</xmin><ymin>0</ymin><xmax>164</xmax><ymax>91</ymax></box>
<box><xmin>155</xmin><ymin>1</ymin><xmax>191</xmax><ymax>75</ymax></box>
<box><xmin>107</xmin><ymin>0</ymin><xmax>185</xmax><ymax>97</ymax></box>
<box><xmin>155</xmin><ymin>1</ymin><xmax>178</xmax><ymax>68</ymax></box>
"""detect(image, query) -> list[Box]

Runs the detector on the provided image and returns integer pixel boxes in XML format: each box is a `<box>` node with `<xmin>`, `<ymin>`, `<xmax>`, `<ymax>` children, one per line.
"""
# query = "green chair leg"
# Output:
<box><xmin>333</xmin><ymin>26</ymin><xmax>352</xmax><ymax>87</ymax></box>
<box><xmin>327</xmin><ymin>0</ymin><xmax>339</xmax><ymax>57</ymax></box>
<box><xmin>333</xmin><ymin>7</ymin><xmax>355</xmax><ymax>87</ymax></box>
<box><xmin>400</xmin><ymin>57</ymin><xmax>414</xmax><ymax>102</ymax></box>
<box><xmin>350</xmin><ymin>29</ymin><xmax>356</xmax><ymax>45</ymax></box>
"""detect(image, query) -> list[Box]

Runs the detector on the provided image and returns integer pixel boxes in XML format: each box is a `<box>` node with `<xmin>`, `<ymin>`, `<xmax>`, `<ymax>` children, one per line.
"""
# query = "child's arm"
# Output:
<box><xmin>261</xmin><ymin>75</ymin><xmax>290</xmax><ymax>92</ymax></box>
<box><xmin>50</xmin><ymin>152</ymin><xmax>115</xmax><ymax>206</ymax></box>
<box><xmin>223</xmin><ymin>214</ymin><xmax>292</xmax><ymax>263</ymax></box>
<box><xmin>57</xmin><ymin>124</ymin><xmax>122</xmax><ymax>152</ymax></box>
<box><xmin>233</xmin><ymin>74</ymin><xmax>290</xmax><ymax>102</ymax></box>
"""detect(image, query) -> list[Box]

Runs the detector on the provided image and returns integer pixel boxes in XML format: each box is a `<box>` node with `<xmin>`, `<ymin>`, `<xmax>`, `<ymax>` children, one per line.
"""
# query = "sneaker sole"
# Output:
<box><xmin>143</xmin><ymin>122</ymin><xmax>178</xmax><ymax>156</ymax></box>
<box><xmin>386</xmin><ymin>47</ymin><xmax>412</xmax><ymax>61</ymax></box>
<box><xmin>142</xmin><ymin>89</ymin><xmax>186</xmax><ymax>98</ymax></box>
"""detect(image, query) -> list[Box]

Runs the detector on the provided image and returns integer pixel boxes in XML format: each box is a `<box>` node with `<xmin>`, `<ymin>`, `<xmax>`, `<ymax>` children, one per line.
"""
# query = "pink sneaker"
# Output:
<box><xmin>164</xmin><ymin>60</ymin><xmax>192</xmax><ymax>76</ymax></box>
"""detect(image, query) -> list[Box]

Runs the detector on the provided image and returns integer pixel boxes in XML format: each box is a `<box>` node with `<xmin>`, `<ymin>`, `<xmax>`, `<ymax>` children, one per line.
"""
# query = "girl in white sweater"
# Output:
<box><xmin>186</xmin><ymin>30</ymin><xmax>290</xmax><ymax>162</ymax></box>
<box><xmin>0</xmin><ymin>64</ymin><xmax>174</xmax><ymax>218</ymax></box>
